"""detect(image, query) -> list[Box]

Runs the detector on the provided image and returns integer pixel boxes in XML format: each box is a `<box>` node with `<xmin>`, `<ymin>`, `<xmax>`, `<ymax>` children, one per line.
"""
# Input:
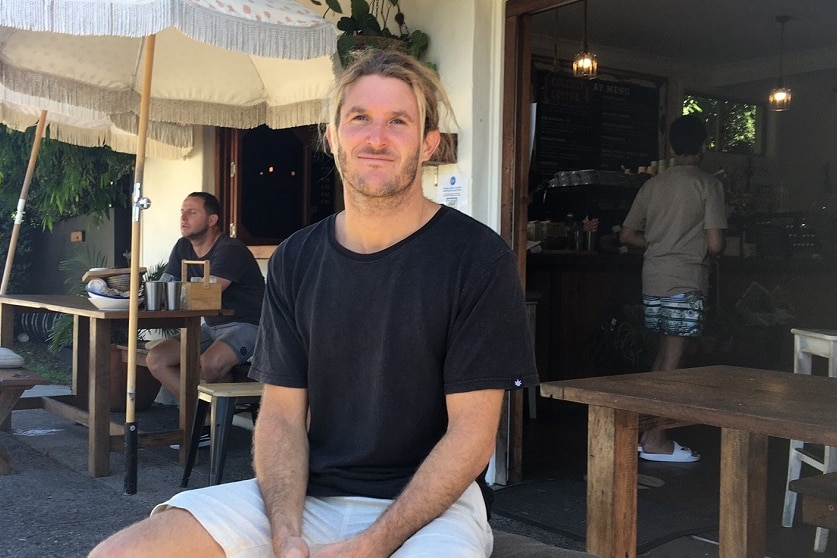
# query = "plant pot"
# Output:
<box><xmin>108</xmin><ymin>344</ymin><xmax>161</xmax><ymax>412</ymax></box>
<box><xmin>337</xmin><ymin>34</ymin><xmax>408</xmax><ymax>67</ymax></box>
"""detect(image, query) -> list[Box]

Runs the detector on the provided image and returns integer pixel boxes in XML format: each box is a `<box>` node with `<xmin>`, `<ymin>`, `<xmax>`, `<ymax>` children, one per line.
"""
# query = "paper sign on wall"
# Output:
<box><xmin>434</xmin><ymin>172</ymin><xmax>470</xmax><ymax>214</ymax></box>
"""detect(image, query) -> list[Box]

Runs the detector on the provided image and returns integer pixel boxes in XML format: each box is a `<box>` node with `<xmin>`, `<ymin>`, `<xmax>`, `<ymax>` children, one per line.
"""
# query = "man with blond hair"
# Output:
<box><xmin>90</xmin><ymin>49</ymin><xmax>537</xmax><ymax>558</ymax></box>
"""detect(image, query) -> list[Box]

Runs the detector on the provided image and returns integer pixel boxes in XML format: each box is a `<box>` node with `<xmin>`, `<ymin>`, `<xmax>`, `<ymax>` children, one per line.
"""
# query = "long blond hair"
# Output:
<box><xmin>324</xmin><ymin>50</ymin><xmax>456</xmax><ymax>168</ymax></box>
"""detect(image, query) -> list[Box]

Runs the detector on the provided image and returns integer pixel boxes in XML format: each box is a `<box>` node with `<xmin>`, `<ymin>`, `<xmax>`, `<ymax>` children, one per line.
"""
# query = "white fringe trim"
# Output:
<box><xmin>1</xmin><ymin>0</ymin><xmax>337</xmax><ymax>59</ymax></box>
<box><xmin>0</xmin><ymin>109</ymin><xmax>192</xmax><ymax>160</ymax></box>
<box><xmin>1</xmin><ymin>59</ymin><xmax>330</xmax><ymax>130</ymax></box>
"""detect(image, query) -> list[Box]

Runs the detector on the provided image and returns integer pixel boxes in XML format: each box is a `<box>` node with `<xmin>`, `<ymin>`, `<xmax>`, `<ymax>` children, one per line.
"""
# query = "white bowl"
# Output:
<box><xmin>87</xmin><ymin>291</ymin><xmax>132</xmax><ymax>311</ymax></box>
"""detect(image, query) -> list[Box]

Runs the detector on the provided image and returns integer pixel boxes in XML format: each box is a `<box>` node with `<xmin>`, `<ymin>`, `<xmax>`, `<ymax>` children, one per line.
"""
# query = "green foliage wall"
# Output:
<box><xmin>0</xmin><ymin>125</ymin><xmax>135</xmax><ymax>292</ymax></box>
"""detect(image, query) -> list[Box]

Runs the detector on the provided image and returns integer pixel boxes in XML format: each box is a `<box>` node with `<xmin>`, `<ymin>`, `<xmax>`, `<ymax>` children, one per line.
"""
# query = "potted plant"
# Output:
<box><xmin>313</xmin><ymin>0</ymin><xmax>432</xmax><ymax>69</ymax></box>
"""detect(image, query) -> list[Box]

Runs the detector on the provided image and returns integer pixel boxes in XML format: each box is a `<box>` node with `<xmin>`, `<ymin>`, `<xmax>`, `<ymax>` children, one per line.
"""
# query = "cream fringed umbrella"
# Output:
<box><xmin>0</xmin><ymin>0</ymin><xmax>337</xmax><ymax>493</ymax></box>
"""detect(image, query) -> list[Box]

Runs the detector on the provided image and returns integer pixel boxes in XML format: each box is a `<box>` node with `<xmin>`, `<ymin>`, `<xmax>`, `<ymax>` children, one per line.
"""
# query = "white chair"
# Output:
<box><xmin>782</xmin><ymin>328</ymin><xmax>837</xmax><ymax>552</ymax></box>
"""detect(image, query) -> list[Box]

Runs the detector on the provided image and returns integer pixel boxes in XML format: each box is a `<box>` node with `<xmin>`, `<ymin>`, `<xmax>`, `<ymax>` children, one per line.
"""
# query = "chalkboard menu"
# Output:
<box><xmin>535</xmin><ymin>70</ymin><xmax>658</xmax><ymax>185</ymax></box>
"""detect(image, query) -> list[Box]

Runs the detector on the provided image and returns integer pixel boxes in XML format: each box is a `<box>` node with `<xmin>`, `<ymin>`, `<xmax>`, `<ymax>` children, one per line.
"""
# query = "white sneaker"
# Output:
<box><xmin>170</xmin><ymin>433</ymin><xmax>210</xmax><ymax>450</ymax></box>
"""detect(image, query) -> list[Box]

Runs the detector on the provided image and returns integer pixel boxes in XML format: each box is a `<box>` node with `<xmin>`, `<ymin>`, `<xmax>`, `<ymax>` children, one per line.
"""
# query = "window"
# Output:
<box><xmin>682</xmin><ymin>93</ymin><xmax>763</xmax><ymax>155</ymax></box>
<box><xmin>216</xmin><ymin>125</ymin><xmax>339</xmax><ymax>257</ymax></box>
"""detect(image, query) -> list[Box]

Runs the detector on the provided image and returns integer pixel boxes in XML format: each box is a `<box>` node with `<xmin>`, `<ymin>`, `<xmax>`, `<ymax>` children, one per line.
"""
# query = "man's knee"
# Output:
<box><xmin>199</xmin><ymin>342</ymin><xmax>238</xmax><ymax>383</ymax></box>
<box><xmin>146</xmin><ymin>339</ymin><xmax>181</xmax><ymax>374</ymax></box>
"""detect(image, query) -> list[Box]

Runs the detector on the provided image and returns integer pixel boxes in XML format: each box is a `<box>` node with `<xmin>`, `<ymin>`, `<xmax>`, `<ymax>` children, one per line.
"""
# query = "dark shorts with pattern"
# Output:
<box><xmin>642</xmin><ymin>291</ymin><xmax>705</xmax><ymax>337</ymax></box>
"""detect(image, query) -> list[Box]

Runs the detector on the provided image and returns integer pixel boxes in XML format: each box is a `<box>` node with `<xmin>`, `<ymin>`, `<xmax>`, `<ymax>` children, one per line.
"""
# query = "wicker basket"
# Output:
<box><xmin>106</xmin><ymin>274</ymin><xmax>131</xmax><ymax>291</ymax></box>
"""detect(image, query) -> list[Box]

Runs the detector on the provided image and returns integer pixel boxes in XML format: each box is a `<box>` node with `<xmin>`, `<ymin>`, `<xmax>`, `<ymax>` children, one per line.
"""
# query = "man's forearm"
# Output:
<box><xmin>351</xmin><ymin>390</ymin><xmax>504</xmax><ymax>556</ymax></box>
<box><xmin>253</xmin><ymin>400</ymin><xmax>309</xmax><ymax>552</ymax></box>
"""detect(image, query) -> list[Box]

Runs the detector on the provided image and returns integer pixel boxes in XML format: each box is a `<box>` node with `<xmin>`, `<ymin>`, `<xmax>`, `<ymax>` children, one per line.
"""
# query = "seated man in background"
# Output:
<box><xmin>147</xmin><ymin>192</ymin><xmax>265</xmax><ymax>401</ymax></box>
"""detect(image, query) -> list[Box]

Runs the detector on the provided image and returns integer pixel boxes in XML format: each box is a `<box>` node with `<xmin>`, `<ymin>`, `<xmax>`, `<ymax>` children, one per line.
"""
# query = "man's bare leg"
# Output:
<box><xmin>147</xmin><ymin>338</ymin><xmax>239</xmax><ymax>401</ymax></box>
<box><xmin>641</xmin><ymin>334</ymin><xmax>696</xmax><ymax>456</ymax></box>
<box><xmin>199</xmin><ymin>341</ymin><xmax>239</xmax><ymax>384</ymax></box>
<box><xmin>146</xmin><ymin>338</ymin><xmax>183</xmax><ymax>399</ymax></box>
<box><xmin>88</xmin><ymin>508</ymin><xmax>224</xmax><ymax>558</ymax></box>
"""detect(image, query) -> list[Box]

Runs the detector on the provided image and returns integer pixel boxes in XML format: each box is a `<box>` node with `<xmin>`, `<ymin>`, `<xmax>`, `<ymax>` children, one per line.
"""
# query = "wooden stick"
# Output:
<box><xmin>124</xmin><ymin>33</ymin><xmax>156</xmax><ymax>495</ymax></box>
<box><xmin>0</xmin><ymin>110</ymin><xmax>48</xmax><ymax>295</ymax></box>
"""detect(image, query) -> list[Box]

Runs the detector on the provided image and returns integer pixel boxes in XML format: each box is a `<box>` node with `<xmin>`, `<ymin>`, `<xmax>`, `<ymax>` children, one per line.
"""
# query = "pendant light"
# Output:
<box><xmin>573</xmin><ymin>0</ymin><xmax>597</xmax><ymax>79</ymax></box>
<box><xmin>768</xmin><ymin>15</ymin><xmax>792</xmax><ymax>111</ymax></box>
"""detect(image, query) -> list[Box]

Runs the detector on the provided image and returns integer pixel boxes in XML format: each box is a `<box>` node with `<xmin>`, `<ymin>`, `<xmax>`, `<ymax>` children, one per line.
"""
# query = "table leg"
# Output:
<box><xmin>0</xmin><ymin>303</ymin><xmax>13</xmax><ymax>432</ymax></box>
<box><xmin>0</xmin><ymin>388</ymin><xmax>24</xmax><ymax>473</ymax></box>
<box><xmin>719</xmin><ymin>428</ymin><xmax>767</xmax><ymax>558</ymax></box>
<box><xmin>73</xmin><ymin>315</ymin><xmax>90</xmax><ymax>406</ymax></box>
<box><xmin>0</xmin><ymin>302</ymin><xmax>13</xmax><ymax>348</ymax></box>
<box><xmin>586</xmin><ymin>405</ymin><xmax>639</xmax><ymax>558</ymax></box>
<box><xmin>179</xmin><ymin>319</ymin><xmax>200</xmax><ymax>466</ymax></box>
<box><xmin>88</xmin><ymin>317</ymin><xmax>111</xmax><ymax>477</ymax></box>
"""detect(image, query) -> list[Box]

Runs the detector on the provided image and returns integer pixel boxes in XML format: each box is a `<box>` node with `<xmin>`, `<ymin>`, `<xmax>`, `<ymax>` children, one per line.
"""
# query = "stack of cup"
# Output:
<box><xmin>145</xmin><ymin>281</ymin><xmax>165</xmax><ymax>311</ymax></box>
<box><xmin>145</xmin><ymin>280</ymin><xmax>182</xmax><ymax>310</ymax></box>
<box><xmin>165</xmin><ymin>281</ymin><xmax>182</xmax><ymax>310</ymax></box>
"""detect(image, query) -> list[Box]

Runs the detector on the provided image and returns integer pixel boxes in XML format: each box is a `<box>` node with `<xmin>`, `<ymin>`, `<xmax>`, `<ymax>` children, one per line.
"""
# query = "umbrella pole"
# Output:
<box><xmin>0</xmin><ymin>110</ymin><xmax>48</xmax><ymax>295</ymax></box>
<box><xmin>124</xmin><ymin>34</ymin><xmax>155</xmax><ymax>495</ymax></box>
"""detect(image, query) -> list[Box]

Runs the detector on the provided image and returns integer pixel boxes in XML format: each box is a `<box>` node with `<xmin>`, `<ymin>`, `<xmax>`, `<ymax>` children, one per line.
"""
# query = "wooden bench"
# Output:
<box><xmin>788</xmin><ymin>471</ymin><xmax>837</xmax><ymax>535</ymax></box>
<box><xmin>0</xmin><ymin>368</ymin><xmax>49</xmax><ymax>474</ymax></box>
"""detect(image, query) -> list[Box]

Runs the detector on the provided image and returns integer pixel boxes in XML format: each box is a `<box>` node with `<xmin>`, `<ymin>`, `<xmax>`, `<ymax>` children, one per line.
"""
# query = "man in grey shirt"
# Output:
<box><xmin>621</xmin><ymin>115</ymin><xmax>727</xmax><ymax>462</ymax></box>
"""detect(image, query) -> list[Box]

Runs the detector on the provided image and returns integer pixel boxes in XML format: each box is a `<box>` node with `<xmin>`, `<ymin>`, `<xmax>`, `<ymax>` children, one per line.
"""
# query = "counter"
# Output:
<box><xmin>527</xmin><ymin>252</ymin><xmax>837</xmax><ymax>382</ymax></box>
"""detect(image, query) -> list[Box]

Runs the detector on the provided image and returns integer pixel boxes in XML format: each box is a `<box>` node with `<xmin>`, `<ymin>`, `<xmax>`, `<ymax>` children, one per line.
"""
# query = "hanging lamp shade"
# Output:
<box><xmin>573</xmin><ymin>0</ymin><xmax>597</xmax><ymax>79</ymax></box>
<box><xmin>768</xmin><ymin>87</ymin><xmax>792</xmax><ymax>111</ymax></box>
<box><xmin>768</xmin><ymin>15</ymin><xmax>791</xmax><ymax>111</ymax></box>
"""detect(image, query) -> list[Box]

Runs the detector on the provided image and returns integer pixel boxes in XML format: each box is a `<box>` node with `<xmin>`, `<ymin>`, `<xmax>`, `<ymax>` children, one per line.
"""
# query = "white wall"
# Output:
<box><xmin>141</xmin><ymin>126</ymin><xmax>216</xmax><ymax>269</ymax></box>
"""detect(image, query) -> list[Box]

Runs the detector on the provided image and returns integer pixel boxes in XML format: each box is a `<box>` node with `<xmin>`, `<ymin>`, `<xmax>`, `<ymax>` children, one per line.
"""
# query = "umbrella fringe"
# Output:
<box><xmin>2</xmin><ymin>61</ymin><xmax>328</xmax><ymax>130</ymax></box>
<box><xmin>178</xmin><ymin>1</ymin><xmax>337</xmax><ymax>60</ymax></box>
<box><xmin>2</xmin><ymin>0</ymin><xmax>336</xmax><ymax>59</ymax></box>
<box><xmin>42</xmin><ymin>123</ymin><xmax>193</xmax><ymax>160</ymax></box>
<box><xmin>110</xmin><ymin>112</ymin><xmax>193</xmax><ymax>148</ymax></box>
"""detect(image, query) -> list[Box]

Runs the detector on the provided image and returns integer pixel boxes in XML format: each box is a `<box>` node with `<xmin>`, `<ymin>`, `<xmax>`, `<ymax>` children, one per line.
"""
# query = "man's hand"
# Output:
<box><xmin>309</xmin><ymin>535</ymin><xmax>378</xmax><ymax>558</ymax></box>
<box><xmin>275</xmin><ymin>535</ymin><xmax>310</xmax><ymax>558</ymax></box>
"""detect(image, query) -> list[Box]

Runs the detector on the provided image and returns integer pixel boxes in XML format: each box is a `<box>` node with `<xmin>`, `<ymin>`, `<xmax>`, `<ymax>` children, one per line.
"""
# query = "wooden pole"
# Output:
<box><xmin>0</xmin><ymin>110</ymin><xmax>48</xmax><ymax>295</ymax></box>
<box><xmin>124</xmin><ymin>34</ymin><xmax>155</xmax><ymax>495</ymax></box>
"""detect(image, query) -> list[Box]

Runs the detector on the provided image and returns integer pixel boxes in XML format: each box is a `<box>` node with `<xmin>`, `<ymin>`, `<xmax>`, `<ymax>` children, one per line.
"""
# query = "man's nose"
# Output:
<box><xmin>365</xmin><ymin>121</ymin><xmax>388</xmax><ymax>145</ymax></box>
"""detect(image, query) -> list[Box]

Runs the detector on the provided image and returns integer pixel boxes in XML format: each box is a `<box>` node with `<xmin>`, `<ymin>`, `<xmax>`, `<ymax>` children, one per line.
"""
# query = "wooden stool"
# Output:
<box><xmin>180</xmin><ymin>381</ymin><xmax>263</xmax><ymax>487</ymax></box>
<box><xmin>0</xmin><ymin>368</ymin><xmax>49</xmax><ymax>474</ymax></box>
<box><xmin>789</xmin><ymin>472</ymin><xmax>837</xmax><ymax>539</ymax></box>
<box><xmin>782</xmin><ymin>328</ymin><xmax>837</xmax><ymax>552</ymax></box>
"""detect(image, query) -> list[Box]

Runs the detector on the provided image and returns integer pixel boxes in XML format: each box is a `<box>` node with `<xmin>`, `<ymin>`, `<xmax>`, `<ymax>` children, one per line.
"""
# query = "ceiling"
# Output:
<box><xmin>531</xmin><ymin>0</ymin><xmax>837</xmax><ymax>85</ymax></box>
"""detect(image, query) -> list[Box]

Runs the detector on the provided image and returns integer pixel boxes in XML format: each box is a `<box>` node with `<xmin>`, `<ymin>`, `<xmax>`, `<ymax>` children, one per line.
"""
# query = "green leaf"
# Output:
<box><xmin>358</xmin><ymin>13</ymin><xmax>382</xmax><ymax>35</ymax></box>
<box><xmin>337</xmin><ymin>16</ymin><xmax>359</xmax><ymax>33</ymax></box>
<box><xmin>325</xmin><ymin>0</ymin><xmax>343</xmax><ymax>13</ymax></box>
<box><xmin>350</xmin><ymin>0</ymin><xmax>370</xmax><ymax>19</ymax></box>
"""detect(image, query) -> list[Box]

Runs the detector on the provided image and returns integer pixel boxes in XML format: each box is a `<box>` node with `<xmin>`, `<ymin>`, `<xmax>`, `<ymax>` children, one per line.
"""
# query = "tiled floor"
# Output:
<box><xmin>522</xmin><ymin>396</ymin><xmax>837</xmax><ymax>557</ymax></box>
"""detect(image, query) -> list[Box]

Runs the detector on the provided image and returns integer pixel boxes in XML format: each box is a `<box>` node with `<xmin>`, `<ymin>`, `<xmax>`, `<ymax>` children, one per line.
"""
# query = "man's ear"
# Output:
<box><xmin>421</xmin><ymin>129</ymin><xmax>441</xmax><ymax>164</ymax></box>
<box><xmin>209</xmin><ymin>213</ymin><xmax>219</xmax><ymax>228</ymax></box>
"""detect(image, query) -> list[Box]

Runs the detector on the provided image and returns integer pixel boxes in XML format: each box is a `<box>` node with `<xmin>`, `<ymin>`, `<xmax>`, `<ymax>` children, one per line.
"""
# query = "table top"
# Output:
<box><xmin>0</xmin><ymin>294</ymin><xmax>231</xmax><ymax>320</ymax></box>
<box><xmin>541</xmin><ymin>365</ymin><xmax>837</xmax><ymax>446</ymax></box>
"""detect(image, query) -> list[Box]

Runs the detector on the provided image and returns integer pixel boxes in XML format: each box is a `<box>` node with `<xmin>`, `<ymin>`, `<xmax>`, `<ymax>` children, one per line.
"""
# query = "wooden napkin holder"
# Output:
<box><xmin>181</xmin><ymin>260</ymin><xmax>221</xmax><ymax>310</ymax></box>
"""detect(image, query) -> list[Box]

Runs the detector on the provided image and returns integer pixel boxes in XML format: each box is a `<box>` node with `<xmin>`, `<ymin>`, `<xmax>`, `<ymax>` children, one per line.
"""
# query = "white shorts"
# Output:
<box><xmin>152</xmin><ymin>479</ymin><xmax>493</xmax><ymax>557</ymax></box>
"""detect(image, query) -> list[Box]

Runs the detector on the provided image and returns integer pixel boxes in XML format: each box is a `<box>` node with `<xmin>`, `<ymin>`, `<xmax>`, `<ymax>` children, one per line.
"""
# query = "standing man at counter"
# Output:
<box><xmin>620</xmin><ymin>114</ymin><xmax>726</xmax><ymax>463</ymax></box>
<box><xmin>147</xmin><ymin>192</ymin><xmax>265</xmax><ymax>401</ymax></box>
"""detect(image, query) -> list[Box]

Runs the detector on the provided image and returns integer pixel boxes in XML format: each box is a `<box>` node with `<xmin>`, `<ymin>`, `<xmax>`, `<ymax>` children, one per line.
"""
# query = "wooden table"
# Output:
<box><xmin>0</xmin><ymin>294</ymin><xmax>231</xmax><ymax>477</ymax></box>
<box><xmin>541</xmin><ymin>365</ymin><xmax>837</xmax><ymax>558</ymax></box>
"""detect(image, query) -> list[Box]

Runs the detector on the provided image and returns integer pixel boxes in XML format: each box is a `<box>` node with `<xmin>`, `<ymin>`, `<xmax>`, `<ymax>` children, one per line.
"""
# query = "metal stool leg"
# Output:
<box><xmin>209</xmin><ymin>395</ymin><xmax>238</xmax><ymax>486</ymax></box>
<box><xmin>180</xmin><ymin>398</ymin><xmax>210</xmax><ymax>488</ymax></box>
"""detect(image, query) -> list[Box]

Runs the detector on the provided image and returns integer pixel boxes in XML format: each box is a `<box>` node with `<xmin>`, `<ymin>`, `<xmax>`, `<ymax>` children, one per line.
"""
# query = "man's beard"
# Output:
<box><xmin>184</xmin><ymin>222</ymin><xmax>210</xmax><ymax>241</ymax></box>
<box><xmin>337</xmin><ymin>146</ymin><xmax>421</xmax><ymax>205</ymax></box>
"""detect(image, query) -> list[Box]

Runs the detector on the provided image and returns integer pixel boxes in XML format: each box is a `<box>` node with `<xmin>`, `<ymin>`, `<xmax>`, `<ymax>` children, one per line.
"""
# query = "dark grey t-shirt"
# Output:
<box><xmin>164</xmin><ymin>234</ymin><xmax>265</xmax><ymax>326</ymax></box>
<box><xmin>249</xmin><ymin>206</ymin><xmax>539</xmax><ymax>501</ymax></box>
